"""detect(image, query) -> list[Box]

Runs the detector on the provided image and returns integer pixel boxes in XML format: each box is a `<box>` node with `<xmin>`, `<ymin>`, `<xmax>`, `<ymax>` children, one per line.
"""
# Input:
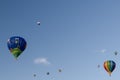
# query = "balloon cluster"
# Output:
<box><xmin>7</xmin><ymin>21</ymin><xmax>41</xmax><ymax>59</ymax></box>
<box><xmin>7</xmin><ymin>23</ymin><xmax>63</xmax><ymax>79</ymax></box>
<box><xmin>33</xmin><ymin>69</ymin><xmax>62</xmax><ymax>78</ymax></box>
<box><xmin>98</xmin><ymin>51</ymin><xmax>118</xmax><ymax>76</ymax></box>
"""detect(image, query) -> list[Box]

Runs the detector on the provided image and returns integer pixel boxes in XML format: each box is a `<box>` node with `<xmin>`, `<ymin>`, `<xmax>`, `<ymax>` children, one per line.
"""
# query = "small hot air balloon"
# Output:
<box><xmin>97</xmin><ymin>65</ymin><xmax>100</xmax><ymax>68</ymax></box>
<box><xmin>103</xmin><ymin>60</ymin><xmax>116</xmax><ymax>76</ymax></box>
<box><xmin>46</xmin><ymin>72</ymin><xmax>50</xmax><ymax>75</ymax></box>
<box><xmin>7</xmin><ymin>36</ymin><xmax>27</xmax><ymax>59</ymax></box>
<box><xmin>33</xmin><ymin>74</ymin><xmax>36</xmax><ymax>77</ymax></box>
<box><xmin>114</xmin><ymin>51</ymin><xmax>118</xmax><ymax>55</ymax></box>
<box><xmin>37</xmin><ymin>21</ymin><xmax>40</xmax><ymax>25</ymax></box>
<box><xmin>58</xmin><ymin>69</ymin><xmax>62</xmax><ymax>72</ymax></box>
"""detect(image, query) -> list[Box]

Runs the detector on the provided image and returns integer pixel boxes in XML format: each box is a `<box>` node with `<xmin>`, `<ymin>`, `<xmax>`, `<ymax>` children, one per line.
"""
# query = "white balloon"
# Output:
<box><xmin>37</xmin><ymin>21</ymin><xmax>40</xmax><ymax>25</ymax></box>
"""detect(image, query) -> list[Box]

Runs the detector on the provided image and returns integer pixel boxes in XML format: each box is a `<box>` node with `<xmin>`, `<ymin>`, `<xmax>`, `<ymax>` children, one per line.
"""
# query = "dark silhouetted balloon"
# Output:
<box><xmin>58</xmin><ymin>69</ymin><xmax>62</xmax><ymax>72</ymax></box>
<box><xmin>114</xmin><ymin>51</ymin><xmax>118</xmax><ymax>55</ymax></box>
<box><xmin>46</xmin><ymin>72</ymin><xmax>50</xmax><ymax>75</ymax></box>
<box><xmin>33</xmin><ymin>74</ymin><xmax>36</xmax><ymax>77</ymax></box>
<box><xmin>97</xmin><ymin>65</ymin><xmax>100</xmax><ymax>68</ymax></box>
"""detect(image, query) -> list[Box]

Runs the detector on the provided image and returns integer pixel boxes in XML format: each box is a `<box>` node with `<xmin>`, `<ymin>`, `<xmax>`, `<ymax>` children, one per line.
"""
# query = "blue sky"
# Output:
<box><xmin>0</xmin><ymin>0</ymin><xmax>120</xmax><ymax>80</ymax></box>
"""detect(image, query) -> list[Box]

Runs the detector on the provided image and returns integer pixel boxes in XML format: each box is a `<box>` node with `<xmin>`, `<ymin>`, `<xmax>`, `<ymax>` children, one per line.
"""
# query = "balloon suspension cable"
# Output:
<box><xmin>109</xmin><ymin>73</ymin><xmax>111</xmax><ymax>77</ymax></box>
<box><xmin>15</xmin><ymin>57</ymin><xmax>18</xmax><ymax>61</ymax></box>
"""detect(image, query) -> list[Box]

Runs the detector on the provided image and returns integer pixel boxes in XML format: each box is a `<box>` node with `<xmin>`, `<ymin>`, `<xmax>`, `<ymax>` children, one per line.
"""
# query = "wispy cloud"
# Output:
<box><xmin>100</xmin><ymin>49</ymin><xmax>107</xmax><ymax>53</ymax></box>
<box><xmin>95</xmin><ymin>49</ymin><xmax>107</xmax><ymax>53</ymax></box>
<box><xmin>34</xmin><ymin>57</ymin><xmax>51</xmax><ymax>65</ymax></box>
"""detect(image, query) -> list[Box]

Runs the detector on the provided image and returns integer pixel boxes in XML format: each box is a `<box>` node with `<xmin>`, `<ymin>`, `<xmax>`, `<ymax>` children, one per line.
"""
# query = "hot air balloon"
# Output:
<box><xmin>46</xmin><ymin>72</ymin><xmax>50</xmax><ymax>75</ymax></box>
<box><xmin>33</xmin><ymin>74</ymin><xmax>36</xmax><ymax>77</ymax></box>
<box><xmin>114</xmin><ymin>51</ymin><xmax>118</xmax><ymax>55</ymax></box>
<box><xmin>58</xmin><ymin>69</ymin><xmax>62</xmax><ymax>72</ymax></box>
<box><xmin>97</xmin><ymin>65</ymin><xmax>100</xmax><ymax>68</ymax></box>
<box><xmin>7</xmin><ymin>36</ymin><xmax>27</xmax><ymax>59</ymax></box>
<box><xmin>103</xmin><ymin>60</ymin><xmax>116</xmax><ymax>76</ymax></box>
<box><xmin>37</xmin><ymin>21</ymin><xmax>40</xmax><ymax>25</ymax></box>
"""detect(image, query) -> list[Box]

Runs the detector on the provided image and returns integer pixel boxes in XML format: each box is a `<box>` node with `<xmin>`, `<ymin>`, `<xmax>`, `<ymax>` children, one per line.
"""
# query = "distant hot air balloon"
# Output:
<box><xmin>46</xmin><ymin>72</ymin><xmax>50</xmax><ymax>75</ymax></box>
<box><xmin>7</xmin><ymin>36</ymin><xmax>27</xmax><ymax>59</ymax></box>
<box><xmin>103</xmin><ymin>60</ymin><xmax>116</xmax><ymax>76</ymax></box>
<box><xmin>37</xmin><ymin>21</ymin><xmax>40</xmax><ymax>25</ymax></box>
<box><xmin>33</xmin><ymin>74</ymin><xmax>36</xmax><ymax>77</ymax></box>
<box><xmin>114</xmin><ymin>51</ymin><xmax>118</xmax><ymax>55</ymax></box>
<box><xmin>97</xmin><ymin>65</ymin><xmax>100</xmax><ymax>68</ymax></box>
<box><xmin>58</xmin><ymin>69</ymin><xmax>62</xmax><ymax>72</ymax></box>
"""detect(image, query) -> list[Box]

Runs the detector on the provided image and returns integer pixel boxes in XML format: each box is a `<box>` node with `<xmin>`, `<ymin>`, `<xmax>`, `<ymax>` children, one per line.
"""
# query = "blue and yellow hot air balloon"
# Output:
<box><xmin>7</xmin><ymin>36</ymin><xmax>27</xmax><ymax>59</ymax></box>
<box><xmin>103</xmin><ymin>60</ymin><xmax>116</xmax><ymax>76</ymax></box>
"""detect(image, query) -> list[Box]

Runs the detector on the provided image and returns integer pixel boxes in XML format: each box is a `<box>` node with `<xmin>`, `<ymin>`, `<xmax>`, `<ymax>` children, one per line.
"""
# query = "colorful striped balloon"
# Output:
<box><xmin>103</xmin><ymin>60</ymin><xmax>116</xmax><ymax>76</ymax></box>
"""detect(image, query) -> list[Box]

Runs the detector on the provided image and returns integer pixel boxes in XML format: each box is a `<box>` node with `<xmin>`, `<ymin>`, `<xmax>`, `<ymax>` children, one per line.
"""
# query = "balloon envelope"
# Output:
<box><xmin>37</xmin><ymin>21</ymin><xmax>40</xmax><ymax>25</ymax></box>
<box><xmin>7</xmin><ymin>36</ymin><xmax>27</xmax><ymax>59</ymax></box>
<box><xmin>58</xmin><ymin>69</ymin><xmax>62</xmax><ymax>72</ymax></box>
<box><xmin>33</xmin><ymin>74</ymin><xmax>36</xmax><ymax>77</ymax></box>
<box><xmin>97</xmin><ymin>65</ymin><xmax>100</xmax><ymax>68</ymax></box>
<box><xmin>46</xmin><ymin>72</ymin><xmax>50</xmax><ymax>75</ymax></box>
<box><xmin>103</xmin><ymin>60</ymin><xmax>116</xmax><ymax>76</ymax></box>
<box><xmin>114</xmin><ymin>51</ymin><xmax>118</xmax><ymax>55</ymax></box>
